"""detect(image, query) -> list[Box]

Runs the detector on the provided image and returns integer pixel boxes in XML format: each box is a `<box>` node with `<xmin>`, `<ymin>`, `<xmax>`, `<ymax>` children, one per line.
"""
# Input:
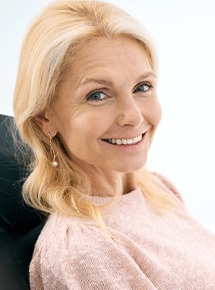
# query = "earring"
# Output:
<box><xmin>47</xmin><ymin>132</ymin><xmax>58</xmax><ymax>167</ymax></box>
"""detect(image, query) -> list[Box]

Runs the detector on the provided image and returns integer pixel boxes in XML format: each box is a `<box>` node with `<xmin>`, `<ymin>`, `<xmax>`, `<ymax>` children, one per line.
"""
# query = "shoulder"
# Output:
<box><xmin>33</xmin><ymin>213</ymin><xmax>97</xmax><ymax>251</ymax></box>
<box><xmin>30</xmin><ymin>212</ymin><xmax>132</xmax><ymax>289</ymax></box>
<box><xmin>31</xmin><ymin>212</ymin><xmax>111</xmax><ymax>265</ymax></box>
<box><xmin>151</xmin><ymin>171</ymin><xmax>184</xmax><ymax>203</ymax></box>
<box><xmin>30</xmin><ymin>213</ymin><xmax>104</xmax><ymax>285</ymax></box>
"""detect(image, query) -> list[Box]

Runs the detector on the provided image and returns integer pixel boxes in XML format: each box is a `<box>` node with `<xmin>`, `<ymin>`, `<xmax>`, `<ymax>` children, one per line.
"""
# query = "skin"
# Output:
<box><xmin>36</xmin><ymin>36</ymin><xmax>162</xmax><ymax>196</ymax></box>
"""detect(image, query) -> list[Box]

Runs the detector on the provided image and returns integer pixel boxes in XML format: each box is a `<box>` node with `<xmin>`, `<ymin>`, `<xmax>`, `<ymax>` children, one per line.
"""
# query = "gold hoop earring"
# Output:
<box><xmin>47</xmin><ymin>132</ymin><xmax>58</xmax><ymax>167</ymax></box>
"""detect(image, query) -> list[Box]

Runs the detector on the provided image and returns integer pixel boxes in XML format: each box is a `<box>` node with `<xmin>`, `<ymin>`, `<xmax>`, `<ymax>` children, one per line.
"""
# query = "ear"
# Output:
<box><xmin>34</xmin><ymin>111</ymin><xmax>57</xmax><ymax>137</ymax></box>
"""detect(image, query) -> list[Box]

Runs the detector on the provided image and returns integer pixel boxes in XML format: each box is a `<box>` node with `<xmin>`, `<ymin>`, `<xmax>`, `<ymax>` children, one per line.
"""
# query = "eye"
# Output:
<box><xmin>134</xmin><ymin>83</ymin><xmax>151</xmax><ymax>93</ymax></box>
<box><xmin>87</xmin><ymin>91</ymin><xmax>106</xmax><ymax>102</ymax></box>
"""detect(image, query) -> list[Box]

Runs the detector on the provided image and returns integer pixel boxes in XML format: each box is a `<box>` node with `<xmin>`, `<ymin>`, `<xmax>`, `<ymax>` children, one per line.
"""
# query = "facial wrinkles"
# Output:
<box><xmin>55</xmin><ymin>80</ymin><xmax>91</xmax><ymax>118</ymax></box>
<box><xmin>57</xmin><ymin>80</ymin><xmax>156</xmax><ymax>140</ymax></box>
<box><xmin>42</xmin><ymin>37</ymin><xmax>162</xmax><ymax>187</ymax></box>
<box><xmin>79</xmin><ymin>65</ymin><xmax>138</xmax><ymax>93</ymax></box>
<box><xmin>55</xmin><ymin>36</ymin><xmax>159</xmax><ymax>130</ymax></box>
<box><xmin>75</xmin><ymin>42</ymin><xmax>149</xmax><ymax>91</ymax></box>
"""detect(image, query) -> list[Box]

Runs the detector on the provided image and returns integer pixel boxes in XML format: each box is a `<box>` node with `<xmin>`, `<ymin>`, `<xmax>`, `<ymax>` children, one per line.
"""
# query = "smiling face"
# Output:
<box><xmin>40</xmin><ymin>36</ymin><xmax>162</xmax><ymax>176</ymax></box>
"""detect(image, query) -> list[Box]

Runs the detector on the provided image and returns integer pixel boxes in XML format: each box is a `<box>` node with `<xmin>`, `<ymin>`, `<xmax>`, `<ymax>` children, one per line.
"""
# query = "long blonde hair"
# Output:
<box><xmin>13</xmin><ymin>0</ymin><xmax>177</xmax><ymax>224</ymax></box>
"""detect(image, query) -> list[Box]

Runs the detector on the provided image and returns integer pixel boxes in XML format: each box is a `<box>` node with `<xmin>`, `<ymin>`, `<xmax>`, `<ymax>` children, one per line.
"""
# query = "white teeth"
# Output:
<box><xmin>116</xmin><ymin>139</ymin><xmax>122</xmax><ymax>145</ymax></box>
<box><xmin>127</xmin><ymin>139</ymin><xmax>133</xmax><ymax>145</ymax></box>
<box><xmin>106</xmin><ymin>134</ymin><xmax>143</xmax><ymax>145</ymax></box>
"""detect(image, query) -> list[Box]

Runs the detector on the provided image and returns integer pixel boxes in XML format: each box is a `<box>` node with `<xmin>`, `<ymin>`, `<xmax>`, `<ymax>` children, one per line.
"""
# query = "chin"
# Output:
<box><xmin>115</xmin><ymin>157</ymin><xmax>148</xmax><ymax>173</ymax></box>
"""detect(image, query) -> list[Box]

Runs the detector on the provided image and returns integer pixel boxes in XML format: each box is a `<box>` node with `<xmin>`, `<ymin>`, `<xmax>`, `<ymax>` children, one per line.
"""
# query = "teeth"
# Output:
<box><xmin>106</xmin><ymin>134</ymin><xmax>143</xmax><ymax>145</ymax></box>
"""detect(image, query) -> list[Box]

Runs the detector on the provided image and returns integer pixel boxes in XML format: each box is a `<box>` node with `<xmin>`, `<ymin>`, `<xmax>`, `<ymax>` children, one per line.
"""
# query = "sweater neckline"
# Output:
<box><xmin>88</xmin><ymin>188</ymin><xmax>148</xmax><ymax>217</ymax></box>
<box><xmin>89</xmin><ymin>187</ymin><xmax>142</xmax><ymax>205</ymax></box>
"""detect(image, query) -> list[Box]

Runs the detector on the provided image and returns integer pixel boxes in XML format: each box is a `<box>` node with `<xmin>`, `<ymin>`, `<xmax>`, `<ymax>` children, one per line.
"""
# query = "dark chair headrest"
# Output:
<box><xmin>0</xmin><ymin>114</ymin><xmax>44</xmax><ymax>233</ymax></box>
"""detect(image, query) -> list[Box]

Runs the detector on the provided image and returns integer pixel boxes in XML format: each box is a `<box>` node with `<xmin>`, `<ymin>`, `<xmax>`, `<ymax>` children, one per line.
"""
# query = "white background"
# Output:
<box><xmin>1</xmin><ymin>0</ymin><xmax>215</xmax><ymax>231</ymax></box>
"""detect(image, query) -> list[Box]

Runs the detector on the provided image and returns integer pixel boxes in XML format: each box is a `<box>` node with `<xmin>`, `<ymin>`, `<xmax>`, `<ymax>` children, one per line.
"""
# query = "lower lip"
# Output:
<box><xmin>101</xmin><ymin>134</ymin><xmax>146</xmax><ymax>151</ymax></box>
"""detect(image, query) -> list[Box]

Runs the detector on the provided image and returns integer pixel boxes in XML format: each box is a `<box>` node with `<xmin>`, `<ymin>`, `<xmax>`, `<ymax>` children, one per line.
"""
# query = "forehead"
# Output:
<box><xmin>76</xmin><ymin>35</ymin><xmax>149</xmax><ymax>58</ymax></box>
<box><xmin>60</xmin><ymin>36</ymin><xmax>153</xmax><ymax>90</ymax></box>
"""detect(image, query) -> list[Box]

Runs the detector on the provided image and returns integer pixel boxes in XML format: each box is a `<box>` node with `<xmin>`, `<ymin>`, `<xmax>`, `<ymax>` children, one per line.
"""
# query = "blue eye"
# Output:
<box><xmin>134</xmin><ymin>83</ymin><xmax>151</xmax><ymax>93</ymax></box>
<box><xmin>87</xmin><ymin>91</ymin><xmax>106</xmax><ymax>102</ymax></box>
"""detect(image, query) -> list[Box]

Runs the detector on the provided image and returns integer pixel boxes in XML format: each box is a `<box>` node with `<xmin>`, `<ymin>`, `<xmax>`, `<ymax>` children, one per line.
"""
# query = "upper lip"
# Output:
<box><xmin>101</xmin><ymin>129</ymin><xmax>149</xmax><ymax>140</ymax></box>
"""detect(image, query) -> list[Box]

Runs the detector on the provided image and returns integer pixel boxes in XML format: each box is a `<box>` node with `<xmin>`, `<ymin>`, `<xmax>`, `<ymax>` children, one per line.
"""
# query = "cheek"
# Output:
<box><xmin>54</xmin><ymin>104</ymin><xmax>91</xmax><ymax>138</ymax></box>
<box><xmin>74</xmin><ymin>108</ymin><xmax>112</xmax><ymax>136</ymax></box>
<box><xmin>57</xmin><ymin>120</ymin><xmax>87</xmax><ymax>160</ymax></box>
<box><xmin>155</xmin><ymin>102</ymin><xmax>162</xmax><ymax>125</ymax></box>
<box><xmin>64</xmin><ymin>116</ymin><xmax>106</xmax><ymax>159</ymax></box>
<box><xmin>148</xmin><ymin>100</ymin><xmax>162</xmax><ymax>127</ymax></box>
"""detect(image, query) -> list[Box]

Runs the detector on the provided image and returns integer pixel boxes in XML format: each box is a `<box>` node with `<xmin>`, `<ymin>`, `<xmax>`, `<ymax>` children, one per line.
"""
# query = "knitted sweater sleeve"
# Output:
<box><xmin>30</xmin><ymin>219</ymin><xmax>157</xmax><ymax>290</ymax></box>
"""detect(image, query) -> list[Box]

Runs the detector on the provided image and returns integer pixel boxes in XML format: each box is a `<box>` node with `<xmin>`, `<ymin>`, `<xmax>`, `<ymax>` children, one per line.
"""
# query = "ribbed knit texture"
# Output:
<box><xmin>30</xmin><ymin>175</ymin><xmax>215</xmax><ymax>289</ymax></box>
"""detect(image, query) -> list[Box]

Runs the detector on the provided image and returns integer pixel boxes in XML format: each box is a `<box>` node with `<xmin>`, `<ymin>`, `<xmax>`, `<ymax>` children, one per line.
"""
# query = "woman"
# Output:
<box><xmin>13</xmin><ymin>0</ymin><xmax>215</xmax><ymax>289</ymax></box>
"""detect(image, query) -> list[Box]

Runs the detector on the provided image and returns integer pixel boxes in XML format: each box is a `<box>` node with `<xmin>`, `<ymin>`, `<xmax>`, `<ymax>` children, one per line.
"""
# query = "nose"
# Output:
<box><xmin>116</xmin><ymin>97</ymin><xmax>144</xmax><ymax>127</ymax></box>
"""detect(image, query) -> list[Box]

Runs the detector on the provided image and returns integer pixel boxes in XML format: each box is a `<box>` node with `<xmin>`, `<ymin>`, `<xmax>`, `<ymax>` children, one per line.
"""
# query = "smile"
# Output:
<box><xmin>103</xmin><ymin>134</ymin><xmax>143</xmax><ymax>145</ymax></box>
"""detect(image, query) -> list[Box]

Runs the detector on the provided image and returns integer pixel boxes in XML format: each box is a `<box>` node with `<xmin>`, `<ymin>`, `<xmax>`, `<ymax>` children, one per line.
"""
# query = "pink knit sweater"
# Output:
<box><xmin>30</xmin><ymin>176</ymin><xmax>215</xmax><ymax>289</ymax></box>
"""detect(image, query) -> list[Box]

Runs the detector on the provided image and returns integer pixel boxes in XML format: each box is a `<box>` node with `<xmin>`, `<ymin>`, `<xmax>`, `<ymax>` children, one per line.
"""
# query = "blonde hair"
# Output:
<box><xmin>13</xmin><ymin>0</ymin><xmax>177</xmax><ymax>224</ymax></box>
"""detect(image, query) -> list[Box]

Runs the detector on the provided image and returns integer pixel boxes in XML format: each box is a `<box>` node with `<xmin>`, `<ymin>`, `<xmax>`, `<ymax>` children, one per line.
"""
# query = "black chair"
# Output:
<box><xmin>0</xmin><ymin>114</ymin><xmax>45</xmax><ymax>290</ymax></box>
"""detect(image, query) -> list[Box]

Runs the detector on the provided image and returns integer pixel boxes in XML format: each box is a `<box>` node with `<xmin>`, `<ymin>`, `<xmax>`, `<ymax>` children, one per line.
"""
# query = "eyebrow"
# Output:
<box><xmin>78</xmin><ymin>72</ymin><xmax>156</xmax><ymax>88</ymax></box>
<box><xmin>136</xmin><ymin>72</ymin><xmax>157</xmax><ymax>82</ymax></box>
<box><xmin>78</xmin><ymin>78</ymin><xmax>113</xmax><ymax>88</ymax></box>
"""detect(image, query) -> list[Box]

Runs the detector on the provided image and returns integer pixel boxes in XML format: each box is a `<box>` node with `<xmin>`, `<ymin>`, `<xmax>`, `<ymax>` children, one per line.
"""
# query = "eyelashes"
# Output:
<box><xmin>86</xmin><ymin>82</ymin><xmax>154</xmax><ymax>103</ymax></box>
<box><xmin>87</xmin><ymin>91</ymin><xmax>107</xmax><ymax>102</ymax></box>
<box><xmin>133</xmin><ymin>82</ymin><xmax>152</xmax><ymax>93</ymax></box>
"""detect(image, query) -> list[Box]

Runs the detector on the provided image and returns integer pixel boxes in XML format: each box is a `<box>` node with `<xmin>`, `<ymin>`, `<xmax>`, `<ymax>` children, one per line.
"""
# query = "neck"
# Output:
<box><xmin>89</xmin><ymin>169</ymin><xmax>137</xmax><ymax>197</ymax></box>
